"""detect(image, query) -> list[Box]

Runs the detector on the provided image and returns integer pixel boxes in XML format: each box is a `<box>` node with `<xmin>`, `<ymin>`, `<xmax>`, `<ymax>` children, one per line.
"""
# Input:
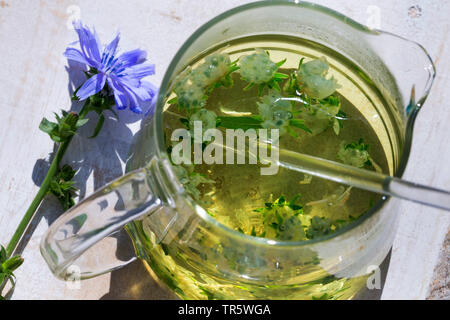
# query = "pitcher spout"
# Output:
<box><xmin>367</xmin><ymin>31</ymin><xmax>436</xmax><ymax>116</ymax></box>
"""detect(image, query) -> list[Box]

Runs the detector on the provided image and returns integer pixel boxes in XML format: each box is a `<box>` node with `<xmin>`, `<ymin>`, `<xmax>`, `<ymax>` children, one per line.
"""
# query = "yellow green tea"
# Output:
<box><xmin>163</xmin><ymin>36</ymin><xmax>388</xmax><ymax>242</ymax></box>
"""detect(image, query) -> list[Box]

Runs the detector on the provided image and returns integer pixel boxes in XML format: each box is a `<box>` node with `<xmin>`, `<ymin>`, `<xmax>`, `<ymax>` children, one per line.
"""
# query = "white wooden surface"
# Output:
<box><xmin>0</xmin><ymin>0</ymin><xmax>448</xmax><ymax>300</ymax></box>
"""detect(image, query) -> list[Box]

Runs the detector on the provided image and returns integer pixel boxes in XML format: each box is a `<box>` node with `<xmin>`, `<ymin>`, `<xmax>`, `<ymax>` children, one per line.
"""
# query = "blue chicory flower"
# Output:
<box><xmin>64</xmin><ymin>21</ymin><xmax>157</xmax><ymax>113</ymax></box>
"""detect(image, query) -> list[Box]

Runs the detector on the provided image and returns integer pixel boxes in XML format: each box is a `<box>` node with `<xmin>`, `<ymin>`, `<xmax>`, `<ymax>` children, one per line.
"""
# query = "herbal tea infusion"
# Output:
<box><xmin>164</xmin><ymin>36</ymin><xmax>386</xmax><ymax>241</ymax></box>
<box><xmin>134</xmin><ymin>35</ymin><xmax>394</xmax><ymax>299</ymax></box>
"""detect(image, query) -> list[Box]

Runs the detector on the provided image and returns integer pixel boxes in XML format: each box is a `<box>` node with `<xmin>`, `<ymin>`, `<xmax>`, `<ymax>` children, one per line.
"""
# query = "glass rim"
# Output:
<box><xmin>151</xmin><ymin>0</ymin><xmax>433</xmax><ymax>248</ymax></box>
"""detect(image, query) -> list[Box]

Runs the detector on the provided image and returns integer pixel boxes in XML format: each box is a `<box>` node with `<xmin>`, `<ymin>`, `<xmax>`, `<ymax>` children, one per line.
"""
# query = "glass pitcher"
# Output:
<box><xmin>40</xmin><ymin>0</ymin><xmax>435</xmax><ymax>299</ymax></box>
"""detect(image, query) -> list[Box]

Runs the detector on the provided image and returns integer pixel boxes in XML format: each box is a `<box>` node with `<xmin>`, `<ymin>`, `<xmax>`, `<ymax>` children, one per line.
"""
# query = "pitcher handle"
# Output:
<box><xmin>40</xmin><ymin>158</ymin><xmax>169</xmax><ymax>280</ymax></box>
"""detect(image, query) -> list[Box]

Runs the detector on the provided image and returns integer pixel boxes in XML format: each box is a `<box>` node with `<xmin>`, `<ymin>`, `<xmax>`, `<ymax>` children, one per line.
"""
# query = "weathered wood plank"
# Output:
<box><xmin>0</xmin><ymin>0</ymin><xmax>447</xmax><ymax>299</ymax></box>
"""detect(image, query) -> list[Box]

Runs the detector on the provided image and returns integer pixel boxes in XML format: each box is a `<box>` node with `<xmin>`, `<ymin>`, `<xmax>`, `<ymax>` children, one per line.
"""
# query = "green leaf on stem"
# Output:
<box><xmin>39</xmin><ymin>111</ymin><xmax>81</xmax><ymax>143</ymax></box>
<box><xmin>1</xmin><ymin>255</ymin><xmax>24</xmax><ymax>273</ymax></box>
<box><xmin>0</xmin><ymin>245</ymin><xmax>7</xmax><ymax>263</ymax></box>
<box><xmin>0</xmin><ymin>245</ymin><xmax>23</xmax><ymax>300</ymax></box>
<box><xmin>76</xmin><ymin>118</ymin><xmax>89</xmax><ymax>128</ymax></box>
<box><xmin>89</xmin><ymin>114</ymin><xmax>105</xmax><ymax>138</ymax></box>
<box><xmin>85</xmin><ymin>93</ymin><xmax>119</xmax><ymax>138</ymax></box>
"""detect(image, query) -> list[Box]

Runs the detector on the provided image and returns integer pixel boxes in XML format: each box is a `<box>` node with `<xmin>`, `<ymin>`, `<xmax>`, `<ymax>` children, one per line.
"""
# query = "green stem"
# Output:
<box><xmin>5</xmin><ymin>103</ymin><xmax>90</xmax><ymax>257</ymax></box>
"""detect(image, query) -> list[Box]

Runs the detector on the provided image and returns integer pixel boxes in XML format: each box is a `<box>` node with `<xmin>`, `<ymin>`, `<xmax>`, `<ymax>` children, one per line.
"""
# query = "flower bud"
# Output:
<box><xmin>64</xmin><ymin>112</ymin><xmax>79</xmax><ymax>129</ymax></box>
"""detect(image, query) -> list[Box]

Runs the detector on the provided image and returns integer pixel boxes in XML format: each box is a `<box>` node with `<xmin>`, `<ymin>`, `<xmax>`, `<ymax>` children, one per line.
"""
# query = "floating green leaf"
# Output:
<box><xmin>216</xmin><ymin>116</ymin><xmax>263</xmax><ymax>130</ymax></box>
<box><xmin>289</xmin><ymin>119</ymin><xmax>312</xmax><ymax>134</ymax></box>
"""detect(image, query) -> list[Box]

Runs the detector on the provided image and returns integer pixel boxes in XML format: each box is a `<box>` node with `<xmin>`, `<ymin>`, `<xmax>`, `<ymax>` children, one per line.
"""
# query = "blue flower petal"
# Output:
<box><xmin>73</xmin><ymin>21</ymin><xmax>102</xmax><ymax>68</ymax></box>
<box><xmin>126</xmin><ymin>63</ymin><xmax>155</xmax><ymax>79</ymax></box>
<box><xmin>141</xmin><ymin>81</ymin><xmax>158</xmax><ymax>98</ymax></box>
<box><xmin>102</xmin><ymin>32</ymin><xmax>120</xmax><ymax>67</ymax></box>
<box><xmin>76</xmin><ymin>73</ymin><xmax>106</xmax><ymax>100</ymax></box>
<box><xmin>117</xmin><ymin>49</ymin><xmax>147</xmax><ymax>68</ymax></box>
<box><xmin>122</xmin><ymin>86</ymin><xmax>140</xmax><ymax>111</ymax></box>
<box><xmin>114</xmin><ymin>77</ymin><xmax>152</xmax><ymax>101</ymax></box>
<box><xmin>67</xmin><ymin>21</ymin><xmax>157</xmax><ymax>109</ymax></box>
<box><xmin>110</xmin><ymin>78</ymin><xmax>143</xmax><ymax>113</ymax></box>
<box><xmin>128</xmin><ymin>85</ymin><xmax>152</xmax><ymax>102</ymax></box>
<box><xmin>130</xmin><ymin>103</ymin><xmax>143</xmax><ymax>114</ymax></box>
<box><xmin>117</xmin><ymin>76</ymin><xmax>140</xmax><ymax>89</ymax></box>
<box><xmin>64</xmin><ymin>48</ymin><xmax>91</xmax><ymax>66</ymax></box>
<box><xmin>131</xmin><ymin>80</ymin><xmax>157</xmax><ymax>101</ymax></box>
<box><xmin>107</xmin><ymin>78</ymin><xmax>128</xmax><ymax>110</ymax></box>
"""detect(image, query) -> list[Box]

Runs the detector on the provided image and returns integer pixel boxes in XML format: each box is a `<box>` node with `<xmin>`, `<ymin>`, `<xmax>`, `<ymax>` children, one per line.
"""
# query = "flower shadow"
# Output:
<box><xmin>21</xmin><ymin>61</ymin><xmax>147</xmax><ymax>259</ymax></box>
<box><xmin>99</xmin><ymin>113</ymin><xmax>179</xmax><ymax>300</ymax></box>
